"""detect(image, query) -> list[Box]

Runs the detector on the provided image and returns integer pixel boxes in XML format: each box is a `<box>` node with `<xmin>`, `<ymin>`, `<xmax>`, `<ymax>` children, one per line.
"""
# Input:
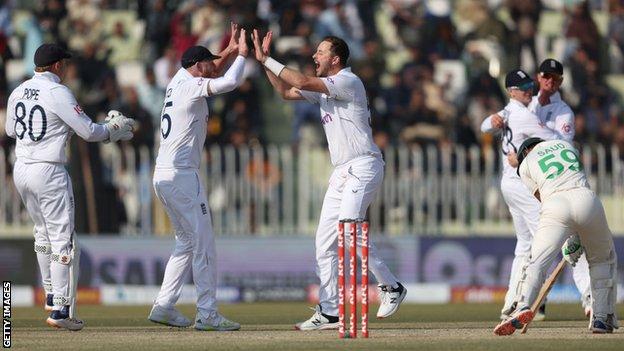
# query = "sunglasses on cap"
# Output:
<box><xmin>539</xmin><ymin>72</ymin><xmax>562</xmax><ymax>81</ymax></box>
<box><xmin>510</xmin><ymin>81</ymin><xmax>535</xmax><ymax>92</ymax></box>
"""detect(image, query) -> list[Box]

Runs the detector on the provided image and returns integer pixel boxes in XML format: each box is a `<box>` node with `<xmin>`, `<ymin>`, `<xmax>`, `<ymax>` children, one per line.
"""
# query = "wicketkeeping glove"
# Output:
<box><xmin>562</xmin><ymin>234</ymin><xmax>583</xmax><ymax>267</ymax></box>
<box><xmin>104</xmin><ymin>110</ymin><xmax>136</xmax><ymax>143</ymax></box>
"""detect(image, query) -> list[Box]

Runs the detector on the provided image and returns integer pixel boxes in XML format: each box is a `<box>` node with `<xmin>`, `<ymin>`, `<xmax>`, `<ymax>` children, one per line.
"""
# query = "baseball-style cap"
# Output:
<box><xmin>505</xmin><ymin>69</ymin><xmax>535</xmax><ymax>91</ymax></box>
<box><xmin>181</xmin><ymin>46</ymin><xmax>221</xmax><ymax>68</ymax></box>
<box><xmin>34</xmin><ymin>43</ymin><xmax>72</xmax><ymax>67</ymax></box>
<box><xmin>516</xmin><ymin>137</ymin><xmax>545</xmax><ymax>175</ymax></box>
<box><xmin>538</xmin><ymin>59</ymin><xmax>563</xmax><ymax>76</ymax></box>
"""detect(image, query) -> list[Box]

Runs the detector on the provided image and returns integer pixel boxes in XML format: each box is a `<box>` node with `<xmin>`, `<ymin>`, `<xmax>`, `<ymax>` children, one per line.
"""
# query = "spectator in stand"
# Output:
<box><xmin>136</xmin><ymin>66</ymin><xmax>165</xmax><ymax>129</ymax></box>
<box><xmin>35</xmin><ymin>0</ymin><xmax>66</xmax><ymax>43</ymax></box>
<box><xmin>105</xmin><ymin>21</ymin><xmax>140</xmax><ymax>66</ymax></box>
<box><xmin>565</xmin><ymin>0</ymin><xmax>602</xmax><ymax>60</ymax></box>
<box><xmin>170</xmin><ymin>9</ymin><xmax>198</xmax><ymax>60</ymax></box>
<box><xmin>154</xmin><ymin>46</ymin><xmax>179</xmax><ymax>90</ymax></box>
<box><xmin>144</xmin><ymin>0</ymin><xmax>171</xmax><ymax>62</ymax></box>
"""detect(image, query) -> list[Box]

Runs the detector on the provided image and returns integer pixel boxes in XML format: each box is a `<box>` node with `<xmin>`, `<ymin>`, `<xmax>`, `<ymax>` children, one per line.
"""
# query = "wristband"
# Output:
<box><xmin>264</xmin><ymin>57</ymin><xmax>285</xmax><ymax>77</ymax></box>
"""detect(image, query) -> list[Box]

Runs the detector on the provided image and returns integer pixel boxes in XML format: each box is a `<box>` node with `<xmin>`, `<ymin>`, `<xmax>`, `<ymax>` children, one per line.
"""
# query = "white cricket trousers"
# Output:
<box><xmin>500</xmin><ymin>175</ymin><xmax>590</xmax><ymax>314</ymax></box>
<box><xmin>153</xmin><ymin>168</ymin><xmax>218</xmax><ymax>320</ymax></box>
<box><xmin>315</xmin><ymin>156</ymin><xmax>399</xmax><ymax>316</ymax></box>
<box><xmin>13</xmin><ymin>160</ymin><xmax>75</xmax><ymax>310</ymax></box>
<box><xmin>518</xmin><ymin>188</ymin><xmax>617</xmax><ymax>318</ymax></box>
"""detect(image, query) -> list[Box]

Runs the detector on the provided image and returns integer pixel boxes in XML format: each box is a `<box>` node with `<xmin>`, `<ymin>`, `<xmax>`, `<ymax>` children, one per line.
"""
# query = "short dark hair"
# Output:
<box><xmin>322</xmin><ymin>36</ymin><xmax>349</xmax><ymax>67</ymax></box>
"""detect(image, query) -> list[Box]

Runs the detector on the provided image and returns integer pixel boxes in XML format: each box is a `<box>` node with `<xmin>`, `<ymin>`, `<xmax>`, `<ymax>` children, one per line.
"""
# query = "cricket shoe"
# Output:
<box><xmin>46</xmin><ymin>306</ymin><xmax>84</xmax><ymax>331</ymax></box>
<box><xmin>533</xmin><ymin>304</ymin><xmax>546</xmax><ymax>321</ymax></box>
<box><xmin>148</xmin><ymin>304</ymin><xmax>192</xmax><ymax>327</ymax></box>
<box><xmin>590</xmin><ymin>314</ymin><xmax>619</xmax><ymax>334</ymax></box>
<box><xmin>493</xmin><ymin>306</ymin><xmax>534</xmax><ymax>336</ymax></box>
<box><xmin>377</xmin><ymin>282</ymin><xmax>407</xmax><ymax>318</ymax></box>
<box><xmin>194</xmin><ymin>313</ymin><xmax>240</xmax><ymax>331</ymax></box>
<box><xmin>294</xmin><ymin>305</ymin><xmax>339</xmax><ymax>330</ymax></box>
<box><xmin>44</xmin><ymin>293</ymin><xmax>54</xmax><ymax>312</ymax></box>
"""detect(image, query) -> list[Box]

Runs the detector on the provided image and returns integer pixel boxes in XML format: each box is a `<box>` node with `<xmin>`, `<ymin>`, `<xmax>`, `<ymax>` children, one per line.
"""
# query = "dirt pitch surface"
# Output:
<box><xmin>11</xmin><ymin>302</ymin><xmax>624</xmax><ymax>350</ymax></box>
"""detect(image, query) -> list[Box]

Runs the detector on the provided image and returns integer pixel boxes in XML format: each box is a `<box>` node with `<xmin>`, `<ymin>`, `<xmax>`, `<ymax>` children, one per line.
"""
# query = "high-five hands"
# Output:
<box><xmin>238</xmin><ymin>27</ymin><xmax>248</xmax><ymax>57</ymax></box>
<box><xmin>251</xmin><ymin>29</ymin><xmax>272</xmax><ymax>63</ymax></box>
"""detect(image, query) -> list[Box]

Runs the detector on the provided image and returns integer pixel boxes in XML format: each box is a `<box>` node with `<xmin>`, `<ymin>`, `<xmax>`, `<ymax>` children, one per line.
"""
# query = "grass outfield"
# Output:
<box><xmin>10</xmin><ymin>303</ymin><xmax>624</xmax><ymax>350</ymax></box>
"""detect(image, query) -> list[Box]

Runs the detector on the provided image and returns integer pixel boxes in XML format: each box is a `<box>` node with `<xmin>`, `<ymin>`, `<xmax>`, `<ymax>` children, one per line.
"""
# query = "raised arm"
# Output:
<box><xmin>206</xmin><ymin>28</ymin><xmax>248</xmax><ymax>96</ymax></box>
<box><xmin>252</xmin><ymin>29</ymin><xmax>328</xmax><ymax>95</ymax></box>
<box><xmin>212</xmin><ymin>22</ymin><xmax>242</xmax><ymax>74</ymax></box>
<box><xmin>251</xmin><ymin>30</ymin><xmax>303</xmax><ymax>100</ymax></box>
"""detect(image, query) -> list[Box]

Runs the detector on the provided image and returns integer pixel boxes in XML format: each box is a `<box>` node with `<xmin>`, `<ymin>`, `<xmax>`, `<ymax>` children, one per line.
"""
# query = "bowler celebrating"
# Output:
<box><xmin>251</xmin><ymin>30</ymin><xmax>406</xmax><ymax>330</ymax></box>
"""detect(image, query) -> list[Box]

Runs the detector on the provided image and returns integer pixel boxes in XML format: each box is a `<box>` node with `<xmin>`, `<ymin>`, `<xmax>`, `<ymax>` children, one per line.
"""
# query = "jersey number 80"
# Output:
<box><xmin>14</xmin><ymin>102</ymin><xmax>47</xmax><ymax>142</ymax></box>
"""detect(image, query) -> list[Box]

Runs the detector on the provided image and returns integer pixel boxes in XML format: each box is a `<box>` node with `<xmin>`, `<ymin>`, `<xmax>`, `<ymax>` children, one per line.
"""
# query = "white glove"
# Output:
<box><xmin>104</xmin><ymin>110</ymin><xmax>136</xmax><ymax>143</ymax></box>
<box><xmin>562</xmin><ymin>234</ymin><xmax>583</xmax><ymax>267</ymax></box>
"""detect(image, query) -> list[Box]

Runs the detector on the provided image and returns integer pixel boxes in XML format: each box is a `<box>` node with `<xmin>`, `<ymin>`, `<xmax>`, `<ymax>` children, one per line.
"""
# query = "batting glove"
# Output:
<box><xmin>562</xmin><ymin>234</ymin><xmax>583</xmax><ymax>267</ymax></box>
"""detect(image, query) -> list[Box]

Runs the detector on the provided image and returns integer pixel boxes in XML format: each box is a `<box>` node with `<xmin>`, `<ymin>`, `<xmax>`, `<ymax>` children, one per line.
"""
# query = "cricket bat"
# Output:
<box><xmin>520</xmin><ymin>258</ymin><xmax>567</xmax><ymax>334</ymax></box>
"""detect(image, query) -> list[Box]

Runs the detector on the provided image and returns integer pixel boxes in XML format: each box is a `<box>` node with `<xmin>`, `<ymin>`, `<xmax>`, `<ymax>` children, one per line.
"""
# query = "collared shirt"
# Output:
<box><xmin>481</xmin><ymin>99</ymin><xmax>556</xmax><ymax>178</ymax></box>
<box><xmin>519</xmin><ymin>139</ymin><xmax>589</xmax><ymax>201</ymax></box>
<box><xmin>5</xmin><ymin>71</ymin><xmax>109</xmax><ymax>164</ymax></box>
<box><xmin>528</xmin><ymin>91</ymin><xmax>575</xmax><ymax>142</ymax></box>
<box><xmin>299</xmin><ymin>67</ymin><xmax>381</xmax><ymax>167</ymax></box>
<box><xmin>155</xmin><ymin>67</ymin><xmax>211</xmax><ymax>170</ymax></box>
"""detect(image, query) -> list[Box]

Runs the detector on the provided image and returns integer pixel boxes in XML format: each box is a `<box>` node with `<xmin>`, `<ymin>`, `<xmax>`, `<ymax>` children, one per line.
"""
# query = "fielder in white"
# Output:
<box><xmin>251</xmin><ymin>30</ymin><xmax>406</xmax><ymax>330</ymax></box>
<box><xmin>148</xmin><ymin>24</ymin><xmax>247</xmax><ymax>331</ymax></box>
<box><xmin>529</xmin><ymin>59</ymin><xmax>591</xmax><ymax>314</ymax></box>
<box><xmin>481</xmin><ymin>67</ymin><xmax>590</xmax><ymax>320</ymax></box>
<box><xmin>481</xmin><ymin>69</ymin><xmax>558</xmax><ymax>320</ymax></box>
<box><xmin>494</xmin><ymin>138</ymin><xmax>618</xmax><ymax>335</ymax></box>
<box><xmin>5</xmin><ymin>43</ymin><xmax>135</xmax><ymax>331</ymax></box>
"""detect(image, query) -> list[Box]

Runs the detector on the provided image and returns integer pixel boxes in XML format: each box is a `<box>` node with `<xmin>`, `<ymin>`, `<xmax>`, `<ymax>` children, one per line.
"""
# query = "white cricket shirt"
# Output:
<box><xmin>299</xmin><ymin>67</ymin><xmax>381</xmax><ymax>167</ymax></box>
<box><xmin>5</xmin><ymin>72</ymin><xmax>109</xmax><ymax>164</ymax></box>
<box><xmin>155</xmin><ymin>67</ymin><xmax>211</xmax><ymax>170</ymax></box>
<box><xmin>518</xmin><ymin>139</ymin><xmax>590</xmax><ymax>201</ymax></box>
<box><xmin>528</xmin><ymin>92</ymin><xmax>575</xmax><ymax>142</ymax></box>
<box><xmin>481</xmin><ymin>99</ymin><xmax>556</xmax><ymax>178</ymax></box>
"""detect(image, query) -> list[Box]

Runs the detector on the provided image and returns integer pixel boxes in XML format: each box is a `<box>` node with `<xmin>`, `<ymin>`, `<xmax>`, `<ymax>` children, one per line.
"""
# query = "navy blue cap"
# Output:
<box><xmin>505</xmin><ymin>69</ymin><xmax>534</xmax><ymax>90</ymax></box>
<box><xmin>34</xmin><ymin>43</ymin><xmax>72</xmax><ymax>67</ymax></box>
<box><xmin>181</xmin><ymin>46</ymin><xmax>221</xmax><ymax>68</ymax></box>
<box><xmin>538</xmin><ymin>59</ymin><xmax>563</xmax><ymax>76</ymax></box>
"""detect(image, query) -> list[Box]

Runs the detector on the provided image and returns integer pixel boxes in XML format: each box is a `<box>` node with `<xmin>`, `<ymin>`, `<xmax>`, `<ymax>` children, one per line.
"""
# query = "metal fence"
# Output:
<box><xmin>1</xmin><ymin>143</ymin><xmax>623</xmax><ymax>236</ymax></box>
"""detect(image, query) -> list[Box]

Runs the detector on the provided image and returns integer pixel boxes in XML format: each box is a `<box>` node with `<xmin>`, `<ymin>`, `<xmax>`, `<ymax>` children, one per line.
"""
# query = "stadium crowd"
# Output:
<box><xmin>0</xmin><ymin>0</ymin><xmax>623</xmax><ymax>233</ymax></box>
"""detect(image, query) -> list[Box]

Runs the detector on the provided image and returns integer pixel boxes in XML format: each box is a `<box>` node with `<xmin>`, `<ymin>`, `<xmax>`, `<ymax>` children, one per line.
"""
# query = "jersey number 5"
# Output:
<box><xmin>14</xmin><ymin>102</ymin><xmax>47</xmax><ymax>141</ymax></box>
<box><xmin>161</xmin><ymin>101</ymin><xmax>172</xmax><ymax>139</ymax></box>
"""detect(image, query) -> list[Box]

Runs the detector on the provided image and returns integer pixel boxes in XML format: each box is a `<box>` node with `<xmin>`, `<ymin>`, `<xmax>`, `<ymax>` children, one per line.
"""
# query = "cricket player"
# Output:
<box><xmin>484</xmin><ymin>60</ymin><xmax>592</xmax><ymax>320</ymax></box>
<box><xmin>251</xmin><ymin>30</ymin><xmax>406</xmax><ymax>330</ymax></box>
<box><xmin>494</xmin><ymin>138</ymin><xmax>618</xmax><ymax>335</ymax></box>
<box><xmin>481</xmin><ymin>69</ymin><xmax>559</xmax><ymax>320</ymax></box>
<box><xmin>528</xmin><ymin>58</ymin><xmax>592</xmax><ymax>318</ymax></box>
<box><xmin>148</xmin><ymin>25</ymin><xmax>248</xmax><ymax>331</ymax></box>
<box><xmin>5</xmin><ymin>43</ymin><xmax>135</xmax><ymax>330</ymax></box>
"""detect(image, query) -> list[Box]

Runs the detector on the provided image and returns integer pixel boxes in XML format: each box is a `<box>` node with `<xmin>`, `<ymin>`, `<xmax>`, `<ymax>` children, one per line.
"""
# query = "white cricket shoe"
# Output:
<box><xmin>46</xmin><ymin>307</ymin><xmax>84</xmax><ymax>331</ymax></box>
<box><xmin>493</xmin><ymin>306</ymin><xmax>534</xmax><ymax>336</ymax></box>
<box><xmin>148</xmin><ymin>304</ymin><xmax>192</xmax><ymax>327</ymax></box>
<box><xmin>294</xmin><ymin>305</ymin><xmax>339</xmax><ymax>331</ymax></box>
<box><xmin>377</xmin><ymin>282</ymin><xmax>407</xmax><ymax>318</ymax></box>
<box><xmin>194</xmin><ymin>313</ymin><xmax>240</xmax><ymax>331</ymax></box>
